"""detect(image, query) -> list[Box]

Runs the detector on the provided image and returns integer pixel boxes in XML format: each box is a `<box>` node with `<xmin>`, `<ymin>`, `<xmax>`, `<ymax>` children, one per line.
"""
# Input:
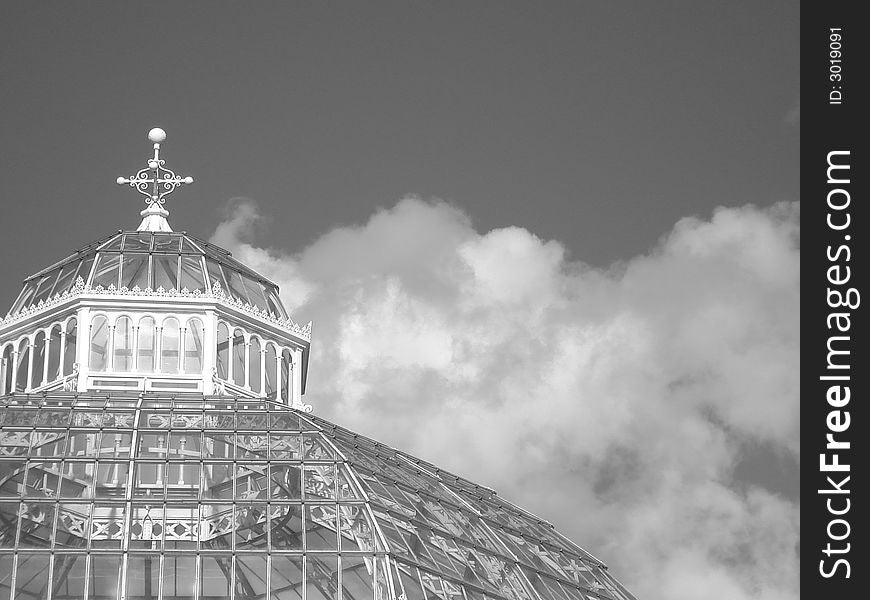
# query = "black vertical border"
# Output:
<box><xmin>803</xmin><ymin>2</ymin><xmax>865</xmax><ymax>597</ymax></box>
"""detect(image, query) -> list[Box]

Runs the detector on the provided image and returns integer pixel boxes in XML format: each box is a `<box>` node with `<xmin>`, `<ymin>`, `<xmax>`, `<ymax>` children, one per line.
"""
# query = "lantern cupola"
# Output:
<box><xmin>0</xmin><ymin>129</ymin><xmax>311</xmax><ymax>409</ymax></box>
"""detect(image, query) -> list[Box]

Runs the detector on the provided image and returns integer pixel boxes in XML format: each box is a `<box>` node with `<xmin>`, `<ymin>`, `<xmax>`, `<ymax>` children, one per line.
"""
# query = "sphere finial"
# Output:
<box><xmin>148</xmin><ymin>128</ymin><xmax>167</xmax><ymax>143</ymax></box>
<box><xmin>118</xmin><ymin>128</ymin><xmax>193</xmax><ymax>230</ymax></box>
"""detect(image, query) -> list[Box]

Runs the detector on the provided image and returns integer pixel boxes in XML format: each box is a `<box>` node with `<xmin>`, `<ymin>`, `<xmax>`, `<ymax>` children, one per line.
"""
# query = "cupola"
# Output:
<box><xmin>0</xmin><ymin>129</ymin><xmax>311</xmax><ymax>410</ymax></box>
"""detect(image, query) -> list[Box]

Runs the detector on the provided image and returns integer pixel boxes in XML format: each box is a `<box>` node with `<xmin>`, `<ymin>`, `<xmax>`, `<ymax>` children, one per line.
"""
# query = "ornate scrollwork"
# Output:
<box><xmin>116</xmin><ymin>129</ymin><xmax>193</xmax><ymax>207</ymax></box>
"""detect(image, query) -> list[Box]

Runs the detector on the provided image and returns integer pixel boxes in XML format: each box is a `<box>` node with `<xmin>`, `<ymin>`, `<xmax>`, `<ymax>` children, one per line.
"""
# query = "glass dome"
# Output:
<box><xmin>0</xmin><ymin>392</ymin><xmax>636</xmax><ymax>600</ymax></box>
<box><xmin>8</xmin><ymin>232</ymin><xmax>287</xmax><ymax>320</ymax></box>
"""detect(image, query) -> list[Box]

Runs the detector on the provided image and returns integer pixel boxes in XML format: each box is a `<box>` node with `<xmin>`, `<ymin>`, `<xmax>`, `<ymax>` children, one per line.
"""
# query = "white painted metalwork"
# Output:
<box><xmin>0</xmin><ymin>129</ymin><xmax>637</xmax><ymax>600</ymax></box>
<box><xmin>116</xmin><ymin>128</ymin><xmax>194</xmax><ymax>232</ymax></box>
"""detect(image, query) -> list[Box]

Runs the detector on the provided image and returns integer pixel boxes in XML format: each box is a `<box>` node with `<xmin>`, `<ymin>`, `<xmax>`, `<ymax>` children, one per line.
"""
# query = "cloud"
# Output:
<box><xmin>212</xmin><ymin>196</ymin><xmax>800</xmax><ymax>600</ymax></box>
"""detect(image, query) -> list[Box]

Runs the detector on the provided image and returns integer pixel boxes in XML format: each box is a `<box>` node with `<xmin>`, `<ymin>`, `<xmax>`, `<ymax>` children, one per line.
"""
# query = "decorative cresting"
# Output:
<box><xmin>116</xmin><ymin>128</ymin><xmax>194</xmax><ymax>232</ymax></box>
<box><xmin>1</xmin><ymin>277</ymin><xmax>312</xmax><ymax>340</ymax></box>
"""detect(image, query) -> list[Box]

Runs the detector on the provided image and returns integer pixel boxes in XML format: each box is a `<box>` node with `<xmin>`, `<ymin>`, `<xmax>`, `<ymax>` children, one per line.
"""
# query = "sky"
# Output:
<box><xmin>0</xmin><ymin>2</ymin><xmax>799</xmax><ymax>599</ymax></box>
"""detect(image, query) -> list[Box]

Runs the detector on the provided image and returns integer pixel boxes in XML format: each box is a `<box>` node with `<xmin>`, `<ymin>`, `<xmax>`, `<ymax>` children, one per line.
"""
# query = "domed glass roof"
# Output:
<box><xmin>8</xmin><ymin>232</ymin><xmax>287</xmax><ymax>319</ymax></box>
<box><xmin>0</xmin><ymin>392</ymin><xmax>636</xmax><ymax>600</ymax></box>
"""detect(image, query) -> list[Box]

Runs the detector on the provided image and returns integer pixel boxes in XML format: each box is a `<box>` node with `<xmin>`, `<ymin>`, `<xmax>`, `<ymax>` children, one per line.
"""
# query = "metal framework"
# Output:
<box><xmin>0</xmin><ymin>129</ymin><xmax>637</xmax><ymax>600</ymax></box>
<box><xmin>1</xmin><ymin>394</ymin><xmax>636</xmax><ymax>600</ymax></box>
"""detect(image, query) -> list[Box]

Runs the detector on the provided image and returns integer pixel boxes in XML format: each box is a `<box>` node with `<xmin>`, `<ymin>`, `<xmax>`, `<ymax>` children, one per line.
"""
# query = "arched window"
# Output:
<box><xmin>184</xmin><ymin>318</ymin><xmax>204</xmax><ymax>374</ymax></box>
<box><xmin>1</xmin><ymin>345</ymin><xmax>14</xmax><ymax>394</ymax></box>
<box><xmin>137</xmin><ymin>317</ymin><xmax>156</xmax><ymax>373</ymax></box>
<box><xmin>48</xmin><ymin>325</ymin><xmax>62</xmax><ymax>381</ymax></box>
<box><xmin>232</xmin><ymin>329</ymin><xmax>246</xmax><ymax>387</ymax></box>
<box><xmin>89</xmin><ymin>315</ymin><xmax>109</xmax><ymax>372</ymax></box>
<box><xmin>16</xmin><ymin>338</ymin><xmax>30</xmax><ymax>392</ymax></box>
<box><xmin>216</xmin><ymin>323</ymin><xmax>229</xmax><ymax>380</ymax></box>
<box><xmin>265</xmin><ymin>343</ymin><xmax>277</xmax><ymax>400</ymax></box>
<box><xmin>63</xmin><ymin>318</ymin><xmax>77</xmax><ymax>376</ymax></box>
<box><xmin>113</xmin><ymin>317</ymin><xmax>133</xmax><ymax>372</ymax></box>
<box><xmin>31</xmin><ymin>332</ymin><xmax>47</xmax><ymax>389</ymax></box>
<box><xmin>281</xmin><ymin>349</ymin><xmax>291</xmax><ymax>404</ymax></box>
<box><xmin>161</xmin><ymin>318</ymin><xmax>180</xmax><ymax>374</ymax></box>
<box><xmin>249</xmin><ymin>337</ymin><xmax>262</xmax><ymax>393</ymax></box>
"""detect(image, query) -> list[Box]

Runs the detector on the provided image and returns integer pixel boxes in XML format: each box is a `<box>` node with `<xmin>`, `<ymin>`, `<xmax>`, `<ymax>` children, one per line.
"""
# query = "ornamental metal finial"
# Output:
<box><xmin>117</xmin><ymin>128</ymin><xmax>193</xmax><ymax>231</ymax></box>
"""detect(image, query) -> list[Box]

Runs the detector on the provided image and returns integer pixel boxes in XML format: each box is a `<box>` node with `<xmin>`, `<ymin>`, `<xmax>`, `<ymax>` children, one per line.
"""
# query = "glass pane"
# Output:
<box><xmin>32</xmin><ymin>268</ymin><xmax>62</xmax><ymax>305</ymax></box>
<box><xmin>152</xmin><ymin>234</ymin><xmax>181</xmax><ymax>253</ymax></box>
<box><xmin>10</xmin><ymin>280</ymin><xmax>39</xmax><ymax>314</ymax></box>
<box><xmin>18</xmin><ymin>501</ymin><xmax>54</xmax><ymax>548</ymax></box>
<box><xmin>235</xmin><ymin>555</ymin><xmax>268</xmax><ymax>600</ymax></box>
<box><xmin>49</xmin><ymin>260</ymin><xmax>81</xmax><ymax>297</ymax></box>
<box><xmin>25</xmin><ymin>276</ymin><xmax>49</xmax><ymax>308</ymax></box>
<box><xmin>235</xmin><ymin>503</ymin><xmax>268</xmax><ymax>548</ymax></box>
<box><xmin>48</xmin><ymin>325</ymin><xmax>62</xmax><ymax>381</ymax></box>
<box><xmin>181</xmin><ymin>237</ymin><xmax>204</xmax><ymax>254</ymax></box>
<box><xmin>120</xmin><ymin>253</ymin><xmax>150</xmax><ymax>290</ymax></box>
<box><xmin>15</xmin><ymin>339</ymin><xmax>30</xmax><ymax>392</ymax></box>
<box><xmin>270</xmin><ymin>504</ymin><xmax>303</xmax><ymax>550</ymax></box>
<box><xmin>88</xmin><ymin>554</ymin><xmax>123</xmax><ymax>599</ymax></box>
<box><xmin>153</xmin><ymin>255</ymin><xmax>179</xmax><ymax>291</ymax></box>
<box><xmin>269</xmin><ymin>464</ymin><xmax>302</xmax><ymax>499</ymax></box>
<box><xmin>249</xmin><ymin>338</ymin><xmax>262</xmax><ymax>393</ymax></box>
<box><xmin>343</xmin><ymin>555</ymin><xmax>376</xmax><ymax>600</ymax></box>
<box><xmin>184</xmin><ymin>319</ymin><xmax>204</xmax><ymax>374</ymax></box>
<box><xmin>200</xmin><ymin>555</ymin><xmax>232</xmax><ymax>599</ymax></box>
<box><xmin>114</xmin><ymin>317</ymin><xmax>134</xmax><ymax>372</ymax></box>
<box><xmin>281</xmin><ymin>350</ymin><xmax>291</xmax><ymax>404</ymax></box>
<box><xmin>202</xmin><ymin>462</ymin><xmax>234</xmax><ymax>498</ymax></box>
<box><xmin>63</xmin><ymin>318</ymin><xmax>77</xmax><ymax>376</ymax></box>
<box><xmin>205</xmin><ymin>259</ymin><xmax>228</xmax><ymax>294</ymax></box>
<box><xmin>100</xmin><ymin>234</ymin><xmax>123</xmax><ymax>251</ymax></box>
<box><xmin>53</xmin><ymin>502</ymin><xmax>91</xmax><ymax>547</ymax></box>
<box><xmin>266</xmin><ymin>286</ymin><xmax>288</xmax><ymax>318</ymax></box>
<box><xmin>2</xmin><ymin>346</ymin><xmax>14</xmax><ymax>395</ymax></box>
<box><xmin>232</xmin><ymin>330</ymin><xmax>246</xmax><ymax>387</ymax></box>
<box><xmin>225</xmin><ymin>269</ymin><xmax>251</xmax><ymax>304</ymax></box>
<box><xmin>271</xmin><ymin>555</ymin><xmax>304</xmax><ymax>600</ymax></box>
<box><xmin>163</xmin><ymin>555</ymin><xmax>196</xmax><ymax>600</ymax></box>
<box><xmin>1</xmin><ymin>503</ymin><xmax>19</xmax><ymax>547</ymax></box>
<box><xmin>242</xmin><ymin>276</ymin><xmax>269</xmax><ymax>311</ymax></box>
<box><xmin>65</xmin><ymin>431</ymin><xmax>101</xmax><ymax>457</ymax></box>
<box><xmin>123</xmin><ymin>232</ymin><xmax>153</xmax><ymax>251</ymax></box>
<box><xmin>1</xmin><ymin>460</ymin><xmax>27</xmax><ymax>495</ymax></box>
<box><xmin>92</xmin><ymin>253</ymin><xmax>121</xmax><ymax>288</ymax></box>
<box><xmin>306</xmin><ymin>505</ymin><xmax>338</xmax><ymax>550</ymax></box>
<box><xmin>161</xmin><ymin>318</ymin><xmax>180</xmax><ymax>374</ymax></box>
<box><xmin>31</xmin><ymin>332</ymin><xmax>46</xmax><ymax>388</ymax></box>
<box><xmin>265</xmin><ymin>344</ymin><xmax>277</xmax><ymax>399</ymax></box>
<box><xmin>91</xmin><ymin>504</ymin><xmax>125</xmax><ymax>549</ymax></box>
<box><xmin>75</xmin><ymin>255</ymin><xmax>96</xmax><ymax>287</ymax></box>
<box><xmin>164</xmin><ymin>505</ymin><xmax>198</xmax><ymax>550</ymax></box>
<box><xmin>1</xmin><ymin>429</ymin><xmax>32</xmax><ymax>454</ymax></box>
<box><xmin>51</xmin><ymin>554</ymin><xmax>89</xmax><ymax>599</ymax></box>
<box><xmin>125</xmin><ymin>555</ymin><xmax>161</xmax><ymax>599</ymax></box>
<box><xmin>307</xmin><ymin>554</ymin><xmax>339</xmax><ymax>600</ymax></box>
<box><xmin>137</xmin><ymin>317</ymin><xmax>156</xmax><ymax>373</ymax></box>
<box><xmin>216</xmin><ymin>323</ymin><xmax>229</xmax><ymax>380</ymax></box>
<box><xmin>179</xmin><ymin>255</ymin><xmax>205</xmax><ymax>292</ymax></box>
<box><xmin>304</xmin><ymin>466</ymin><xmax>337</xmax><ymax>500</ymax></box>
<box><xmin>14</xmin><ymin>553</ymin><xmax>51</xmax><ymax>599</ymax></box>
<box><xmin>90</xmin><ymin>315</ymin><xmax>109</xmax><ymax>372</ymax></box>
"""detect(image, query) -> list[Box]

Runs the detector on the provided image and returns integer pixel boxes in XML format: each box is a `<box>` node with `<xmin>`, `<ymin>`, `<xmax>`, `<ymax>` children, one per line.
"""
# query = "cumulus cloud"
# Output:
<box><xmin>212</xmin><ymin>197</ymin><xmax>800</xmax><ymax>600</ymax></box>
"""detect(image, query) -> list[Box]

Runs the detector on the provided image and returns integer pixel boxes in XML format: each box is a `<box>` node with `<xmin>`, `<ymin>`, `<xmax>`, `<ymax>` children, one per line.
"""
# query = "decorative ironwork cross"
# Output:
<box><xmin>116</xmin><ymin>128</ymin><xmax>193</xmax><ymax>206</ymax></box>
